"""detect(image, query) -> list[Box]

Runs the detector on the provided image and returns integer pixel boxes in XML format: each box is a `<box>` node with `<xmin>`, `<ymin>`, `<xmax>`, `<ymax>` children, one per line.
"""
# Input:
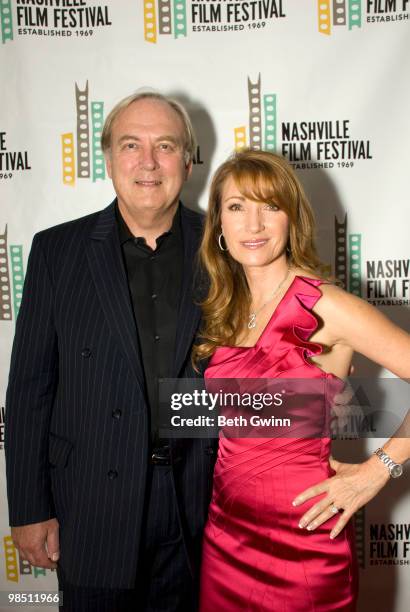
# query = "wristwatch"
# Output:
<box><xmin>374</xmin><ymin>448</ymin><xmax>403</xmax><ymax>478</ymax></box>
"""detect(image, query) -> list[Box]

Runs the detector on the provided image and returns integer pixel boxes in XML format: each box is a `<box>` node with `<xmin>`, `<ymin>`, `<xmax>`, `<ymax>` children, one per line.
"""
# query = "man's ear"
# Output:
<box><xmin>105</xmin><ymin>152</ymin><xmax>112</xmax><ymax>179</ymax></box>
<box><xmin>185</xmin><ymin>160</ymin><xmax>193</xmax><ymax>181</ymax></box>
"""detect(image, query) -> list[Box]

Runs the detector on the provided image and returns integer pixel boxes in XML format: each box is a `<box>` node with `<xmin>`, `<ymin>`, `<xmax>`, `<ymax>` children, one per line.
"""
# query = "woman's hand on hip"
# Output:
<box><xmin>292</xmin><ymin>457</ymin><xmax>390</xmax><ymax>538</ymax></box>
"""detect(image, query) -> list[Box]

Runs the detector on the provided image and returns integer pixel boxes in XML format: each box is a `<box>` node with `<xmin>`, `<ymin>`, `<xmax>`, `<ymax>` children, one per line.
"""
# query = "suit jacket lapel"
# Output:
<box><xmin>173</xmin><ymin>205</ymin><xmax>203</xmax><ymax>377</ymax></box>
<box><xmin>86</xmin><ymin>201</ymin><xmax>145</xmax><ymax>391</ymax></box>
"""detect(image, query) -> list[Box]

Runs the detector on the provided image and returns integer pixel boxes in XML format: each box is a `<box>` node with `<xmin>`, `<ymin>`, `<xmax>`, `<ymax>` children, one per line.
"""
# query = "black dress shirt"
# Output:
<box><xmin>116</xmin><ymin>203</ymin><xmax>183</xmax><ymax>441</ymax></box>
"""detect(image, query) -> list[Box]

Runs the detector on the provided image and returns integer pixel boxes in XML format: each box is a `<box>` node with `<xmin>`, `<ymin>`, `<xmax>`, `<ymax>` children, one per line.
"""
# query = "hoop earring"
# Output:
<box><xmin>218</xmin><ymin>233</ymin><xmax>228</xmax><ymax>251</ymax></box>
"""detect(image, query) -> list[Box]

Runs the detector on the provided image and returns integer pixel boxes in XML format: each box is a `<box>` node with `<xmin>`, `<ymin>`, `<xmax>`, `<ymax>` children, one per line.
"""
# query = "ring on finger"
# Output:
<box><xmin>330</xmin><ymin>503</ymin><xmax>339</xmax><ymax>514</ymax></box>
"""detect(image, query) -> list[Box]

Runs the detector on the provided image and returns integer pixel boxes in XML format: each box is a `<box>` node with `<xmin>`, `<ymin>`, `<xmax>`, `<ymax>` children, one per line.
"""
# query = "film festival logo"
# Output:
<box><xmin>0</xmin><ymin>0</ymin><xmax>112</xmax><ymax>45</ymax></box>
<box><xmin>369</xmin><ymin>523</ymin><xmax>410</xmax><ymax>567</ymax></box>
<box><xmin>232</xmin><ymin>75</ymin><xmax>408</xmax><ymax>305</ymax></box>
<box><xmin>333</xmin><ymin>216</ymin><xmax>409</xmax><ymax>306</ymax></box>
<box><xmin>61</xmin><ymin>81</ymin><xmax>106</xmax><ymax>186</ymax></box>
<box><xmin>232</xmin><ymin>74</ymin><xmax>277</xmax><ymax>154</ymax></box>
<box><xmin>0</xmin><ymin>130</ymin><xmax>31</xmax><ymax>180</ymax></box>
<box><xmin>3</xmin><ymin>535</ymin><xmax>56</xmax><ymax>582</ymax></box>
<box><xmin>316</xmin><ymin>0</ymin><xmax>409</xmax><ymax>34</ymax></box>
<box><xmin>143</xmin><ymin>0</ymin><xmax>287</xmax><ymax>43</ymax></box>
<box><xmin>232</xmin><ymin>73</ymin><xmax>373</xmax><ymax>170</ymax></box>
<box><xmin>317</xmin><ymin>0</ymin><xmax>363</xmax><ymax>33</ymax></box>
<box><xmin>348</xmin><ymin>512</ymin><xmax>410</xmax><ymax>569</ymax></box>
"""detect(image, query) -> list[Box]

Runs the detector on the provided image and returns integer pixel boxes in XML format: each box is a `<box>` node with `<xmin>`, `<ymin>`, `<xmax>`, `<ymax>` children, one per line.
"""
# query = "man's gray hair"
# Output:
<box><xmin>101</xmin><ymin>91</ymin><xmax>197</xmax><ymax>164</ymax></box>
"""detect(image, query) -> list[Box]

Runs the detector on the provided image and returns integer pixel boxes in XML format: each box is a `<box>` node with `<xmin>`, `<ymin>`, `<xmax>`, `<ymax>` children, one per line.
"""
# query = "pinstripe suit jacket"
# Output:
<box><xmin>5</xmin><ymin>200</ymin><xmax>216</xmax><ymax>588</ymax></box>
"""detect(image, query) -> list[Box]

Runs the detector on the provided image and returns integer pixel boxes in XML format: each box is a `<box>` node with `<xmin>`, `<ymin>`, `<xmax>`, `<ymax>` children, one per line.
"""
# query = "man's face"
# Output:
<box><xmin>105</xmin><ymin>98</ymin><xmax>192</xmax><ymax>217</ymax></box>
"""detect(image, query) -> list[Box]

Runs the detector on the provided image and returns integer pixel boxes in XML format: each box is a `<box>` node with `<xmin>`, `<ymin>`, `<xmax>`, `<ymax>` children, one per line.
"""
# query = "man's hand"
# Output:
<box><xmin>11</xmin><ymin>518</ymin><xmax>60</xmax><ymax>569</ymax></box>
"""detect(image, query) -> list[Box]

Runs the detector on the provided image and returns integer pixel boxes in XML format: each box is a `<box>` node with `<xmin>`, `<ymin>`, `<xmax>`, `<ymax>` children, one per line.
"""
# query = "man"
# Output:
<box><xmin>5</xmin><ymin>92</ymin><xmax>216</xmax><ymax>611</ymax></box>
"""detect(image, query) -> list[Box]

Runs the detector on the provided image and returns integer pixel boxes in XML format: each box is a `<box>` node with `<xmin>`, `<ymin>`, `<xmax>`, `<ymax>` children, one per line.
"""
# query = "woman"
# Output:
<box><xmin>195</xmin><ymin>150</ymin><xmax>410</xmax><ymax>611</ymax></box>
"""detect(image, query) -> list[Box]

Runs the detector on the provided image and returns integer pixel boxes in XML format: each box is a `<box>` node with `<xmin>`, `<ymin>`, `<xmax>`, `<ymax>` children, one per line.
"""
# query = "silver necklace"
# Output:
<box><xmin>248</xmin><ymin>268</ymin><xmax>291</xmax><ymax>329</ymax></box>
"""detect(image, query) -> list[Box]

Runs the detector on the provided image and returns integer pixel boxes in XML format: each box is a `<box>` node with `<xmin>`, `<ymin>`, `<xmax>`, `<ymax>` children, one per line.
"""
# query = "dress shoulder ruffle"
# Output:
<box><xmin>206</xmin><ymin>275</ymin><xmax>330</xmax><ymax>378</ymax></box>
<box><xmin>282</xmin><ymin>275</ymin><xmax>327</xmax><ymax>365</ymax></box>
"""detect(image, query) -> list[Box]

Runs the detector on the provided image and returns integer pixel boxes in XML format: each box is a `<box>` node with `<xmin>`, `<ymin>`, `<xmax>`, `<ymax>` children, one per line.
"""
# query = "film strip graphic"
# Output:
<box><xmin>91</xmin><ymin>102</ymin><xmax>105</xmax><ymax>181</ymax></box>
<box><xmin>0</xmin><ymin>0</ymin><xmax>13</xmax><ymax>44</ymax></box>
<box><xmin>76</xmin><ymin>82</ymin><xmax>91</xmax><ymax>179</ymax></box>
<box><xmin>348</xmin><ymin>233</ymin><xmax>362</xmax><ymax>296</ymax></box>
<box><xmin>144</xmin><ymin>0</ymin><xmax>187</xmax><ymax>43</ymax></box>
<box><xmin>234</xmin><ymin>127</ymin><xmax>247</xmax><ymax>152</ymax></box>
<box><xmin>318</xmin><ymin>0</ymin><xmax>362</xmax><ymax>34</ymax></box>
<box><xmin>3</xmin><ymin>536</ymin><xmax>18</xmax><ymax>582</ymax></box>
<box><xmin>61</xmin><ymin>82</ymin><xmax>105</xmax><ymax>186</ymax></box>
<box><xmin>62</xmin><ymin>133</ymin><xmax>75</xmax><ymax>185</ymax></box>
<box><xmin>0</xmin><ymin>405</ymin><xmax>4</xmax><ymax>451</ymax></box>
<box><xmin>355</xmin><ymin>506</ymin><xmax>366</xmax><ymax>569</ymax></box>
<box><xmin>333</xmin><ymin>0</ymin><xmax>347</xmax><ymax>25</ymax></box>
<box><xmin>9</xmin><ymin>244</ymin><xmax>24</xmax><ymax>319</ymax></box>
<box><xmin>18</xmin><ymin>556</ymin><xmax>49</xmax><ymax>579</ymax></box>
<box><xmin>3</xmin><ymin>536</ymin><xmax>56</xmax><ymax>582</ymax></box>
<box><xmin>335</xmin><ymin>215</ymin><xmax>348</xmax><ymax>288</ymax></box>
<box><xmin>334</xmin><ymin>216</ymin><xmax>362</xmax><ymax>296</ymax></box>
<box><xmin>348</xmin><ymin>0</ymin><xmax>362</xmax><ymax>29</ymax></box>
<box><xmin>234</xmin><ymin>75</ymin><xmax>278</xmax><ymax>153</ymax></box>
<box><xmin>0</xmin><ymin>226</ymin><xmax>12</xmax><ymax>321</ymax></box>
<box><xmin>264</xmin><ymin>94</ymin><xmax>277</xmax><ymax>152</ymax></box>
<box><xmin>318</xmin><ymin>0</ymin><xmax>331</xmax><ymax>35</ymax></box>
<box><xmin>248</xmin><ymin>76</ymin><xmax>262</xmax><ymax>151</ymax></box>
<box><xmin>0</xmin><ymin>226</ymin><xmax>25</xmax><ymax>322</ymax></box>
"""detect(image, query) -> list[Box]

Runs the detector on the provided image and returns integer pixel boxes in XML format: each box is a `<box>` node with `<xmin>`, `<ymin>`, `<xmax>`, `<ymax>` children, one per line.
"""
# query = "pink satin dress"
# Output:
<box><xmin>199</xmin><ymin>276</ymin><xmax>358</xmax><ymax>611</ymax></box>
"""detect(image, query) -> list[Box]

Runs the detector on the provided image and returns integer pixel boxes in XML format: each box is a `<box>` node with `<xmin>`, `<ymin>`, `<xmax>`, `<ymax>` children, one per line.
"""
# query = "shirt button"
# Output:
<box><xmin>112</xmin><ymin>409</ymin><xmax>122</xmax><ymax>420</ymax></box>
<box><xmin>154</xmin><ymin>335</ymin><xmax>160</xmax><ymax>341</ymax></box>
<box><xmin>108</xmin><ymin>470</ymin><xmax>118</xmax><ymax>480</ymax></box>
<box><xmin>151</xmin><ymin>293</ymin><xmax>157</xmax><ymax>300</ymax></box>
<box><xmin>81</xmin><ymin>348</ymin><xmax>91</xmax><ymax>358</ymax></box>
<box><xmin>150</xmin><ymin>255</ymin><xmax>156</xmax><ymax>261</ymax></box>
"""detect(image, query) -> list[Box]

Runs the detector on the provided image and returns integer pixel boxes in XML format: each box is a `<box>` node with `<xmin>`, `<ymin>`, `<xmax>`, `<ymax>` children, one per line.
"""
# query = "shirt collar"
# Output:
<box><xmin>115</xmin><ymin>201</ymin><xmax>181</xmax><ymax>248</ymax></box>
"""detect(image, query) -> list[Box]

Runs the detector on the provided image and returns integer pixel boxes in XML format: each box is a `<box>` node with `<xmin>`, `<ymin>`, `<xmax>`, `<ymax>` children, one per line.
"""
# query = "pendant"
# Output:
<box><xmin>248</xmin><ymin>313</ymin><xmax>256</xmax><ymax>329</ymax></box>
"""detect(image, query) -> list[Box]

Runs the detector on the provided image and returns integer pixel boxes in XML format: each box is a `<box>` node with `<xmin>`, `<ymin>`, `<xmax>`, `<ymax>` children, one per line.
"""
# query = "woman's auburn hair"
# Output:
<box><xmin>192</xmin><ymin>148</ymin><xmax>329</xmax><ymax>366</ymax></box>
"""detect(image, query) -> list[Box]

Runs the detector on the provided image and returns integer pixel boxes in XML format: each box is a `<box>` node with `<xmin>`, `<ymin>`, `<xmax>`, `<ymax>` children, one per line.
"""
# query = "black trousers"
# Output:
<box><xmin>58</xmin><ymin>466</ymin><xmax>196</xmax><ymax>612</ymax></box>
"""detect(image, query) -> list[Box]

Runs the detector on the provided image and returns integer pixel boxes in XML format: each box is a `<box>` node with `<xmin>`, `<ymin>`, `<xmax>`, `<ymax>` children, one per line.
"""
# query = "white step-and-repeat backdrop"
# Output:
<box><xmin>0</xmin><ymin>1</ymin><xmax>409</xmax><ymax>610</ymax></box>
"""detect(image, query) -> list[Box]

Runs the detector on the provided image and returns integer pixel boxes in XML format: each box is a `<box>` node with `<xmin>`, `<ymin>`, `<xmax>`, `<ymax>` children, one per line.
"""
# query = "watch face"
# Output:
<box><xmin>390</xmin><ymin>464</ymin><xmax>403</xmax><ymax>478</ymax></box>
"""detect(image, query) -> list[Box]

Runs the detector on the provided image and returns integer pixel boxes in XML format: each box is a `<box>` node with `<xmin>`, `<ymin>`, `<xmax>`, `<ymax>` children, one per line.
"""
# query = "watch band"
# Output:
<box><xmin>374</xmin><ymin>448</ymin><xmax>403</xmax><ymax>478</ymax></box>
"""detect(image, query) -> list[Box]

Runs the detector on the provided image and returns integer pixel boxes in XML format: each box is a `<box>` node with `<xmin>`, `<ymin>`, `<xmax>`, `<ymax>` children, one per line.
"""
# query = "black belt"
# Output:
<box><xmin>151</xmin><ymin>445</ymin><xmax>181</xmax><ymax>466</ymax></box>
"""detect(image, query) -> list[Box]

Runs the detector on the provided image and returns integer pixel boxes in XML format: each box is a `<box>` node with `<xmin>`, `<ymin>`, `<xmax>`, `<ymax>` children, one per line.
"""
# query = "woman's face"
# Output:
<box><xmin>220</xmin><ymin>175</ymin><xmax>290</xmax><ymax>270</ymax></box>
